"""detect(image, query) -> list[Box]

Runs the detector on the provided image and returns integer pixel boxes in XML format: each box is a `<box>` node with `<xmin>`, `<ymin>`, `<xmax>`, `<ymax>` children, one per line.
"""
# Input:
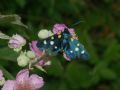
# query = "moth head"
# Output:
<box><xmin>62</xmin><ymin>28</ymin><xmax>71</xmax><ymax>39</ymax></box>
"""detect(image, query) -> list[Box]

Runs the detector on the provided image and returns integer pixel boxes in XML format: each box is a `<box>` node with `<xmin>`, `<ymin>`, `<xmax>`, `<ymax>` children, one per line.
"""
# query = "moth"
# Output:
<box><xmin>36</xmin><ymin>28</ymin><xmax>89</xmax><ymax>60</ymax></box>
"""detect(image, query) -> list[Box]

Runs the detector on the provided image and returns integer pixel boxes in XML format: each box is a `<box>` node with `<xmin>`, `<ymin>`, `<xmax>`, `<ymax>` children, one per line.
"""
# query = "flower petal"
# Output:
<box><xmin>29</xmin><ymin>41</ymin><xmax>43</xmax><ymax>57</ymax></box>
<box><xmin>29</xmin><ymin>74</ymin><xmax>44</xmax><ymax>89</ymax></box>
<box><xmin>53</xmin><ymin>24</ymin><xmax>67</xmax><ymax>34</ymax></box>
<box><xmin>63</xmin><ymin>52</ymin><xmax>71</xmax><ymax>61</ymax></box>
<box><xmin>16</xmin><ymin>69</ymin><xmax>29</xmax><ymax>83</ymax></box>
<box><xmin>8</xmin><ymin>34</ymin><xmax>26</xmax><ymax>49</ymax></box>
<box><xmin>68</xmin><ymin>28</ymin><xmax>75</xmax><ymax>35</ymax></box>
<box><xmin>13</xmin><ymin>34</ymin><xmax>26</xmax><ymax>45</ymax></box>
<box><xmin>38</xmin><ymin>29</ymin><xmax>52</xmax><ymax>39</ymax></box>
<box><xmin>38</xmin><ymin>60</ymin><xmax>45</xmax><ymax>66</ymax></box>
<box><xmin>38</xmin><ymin>60</ymin><xmax>51</xmax><ymax>67</ymax></box>
<box><xmin>2</xmin><ymin>80</ymin><xmax>15</xmax><ymax>90</ymax></box>
<box><xmin>0</xmin><ymin>70</ymin><xmax>3</xmax><ymax>80</ymax></box>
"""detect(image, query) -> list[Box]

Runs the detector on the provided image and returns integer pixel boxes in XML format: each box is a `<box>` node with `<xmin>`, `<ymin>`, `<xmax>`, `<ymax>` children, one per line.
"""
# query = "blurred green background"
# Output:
<box><xmin>0</xmin><ymin>0</ymin><xmax>120</xmax><ymax>90</ymax></box>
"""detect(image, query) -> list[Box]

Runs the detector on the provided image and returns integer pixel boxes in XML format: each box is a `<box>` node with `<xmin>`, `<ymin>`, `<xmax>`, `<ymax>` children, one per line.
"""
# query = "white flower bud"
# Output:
<box><xmin>0</xmin><ymin>78</ymin><xmax>5</xmax><ymax>86</ymax></box>
<box><xmin>26</xmin><ymin>51</ymin><xmax>36</xmax><ymax>59</ymax></box>
<box><xmin>13</xmin><ymin>47</ymin><xmax>22</xmax><ymax>52</ymax></box>
<box><xmin>44</xmin><ymin>61</ymin><xmax>51</xmax><ymax>66</ymax></box>
<box><xmin>17</xmin><ymin>52</ymin><xmax>30</xmax><ymax>67</ymax></box>
<box><xmin>48</xmin><ymin>31</ymin><xmax>53</xmax><ymax>36</ymax></box>
<box><xmin>38</xmin><ymin>29</ymin><xmax>53</xmax><ymax>39</ymax></box>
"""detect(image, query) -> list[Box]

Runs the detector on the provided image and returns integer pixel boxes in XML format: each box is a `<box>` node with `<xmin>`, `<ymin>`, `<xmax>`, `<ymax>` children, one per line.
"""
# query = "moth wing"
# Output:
<box><xmin>64</xmin><ymin>39</ymin><xmax>89</xmax><ymax>60</ymax></box>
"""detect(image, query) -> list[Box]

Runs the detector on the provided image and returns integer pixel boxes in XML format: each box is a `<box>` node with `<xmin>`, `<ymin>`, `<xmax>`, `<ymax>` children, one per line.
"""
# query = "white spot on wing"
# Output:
<box><xmin>55</xmin><ymin>46</ymin><xmax>57</xmax><ymax>49</ymax></box>
<box><xmin>75</xmin><ymin>47</ymin><xmax>79</xmax><ymax>51</ymax></box>
<box><xmin>51</xmin><ymin>37</ymin><xmax>54</xmax><ymax>39</ymax></box>
<box><xmin>50</xmin><ymin>41</ymin><xmax>54</xmax><ymax>45</ymax></box>
<box><xmin>70</xmin><ymin>50</ymin><xmax>73</xmax><ymax>53</ymax></box>
<box><xmin>77</xmin><ymin>43</ymin><xmax>80</xmax><ymax>46</ymax></box>
<box><xmin>81</xmin><ymin>50</ymin><xmax>85</xmax><ymax>54</ymax></box>
<box><xmin>43</xmin><ymin>40</ymin><xmax>47</xmax><ymax>45</ymax></box>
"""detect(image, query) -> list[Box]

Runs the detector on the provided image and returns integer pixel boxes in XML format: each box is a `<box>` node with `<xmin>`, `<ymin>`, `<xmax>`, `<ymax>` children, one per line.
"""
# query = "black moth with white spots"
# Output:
<box><xmin>37</xmin><ymin>28</ymin><xmax>89</xmax><ymax>60</ymax></box>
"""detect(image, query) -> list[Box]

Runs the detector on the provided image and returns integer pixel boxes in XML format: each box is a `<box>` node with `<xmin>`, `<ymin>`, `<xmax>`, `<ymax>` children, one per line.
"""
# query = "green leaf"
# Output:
<box><xmin>93</xmin><ymin>61</ymin><xmax>108</xmax><ymax>74</ymax></box>
<box><xmin>112</xmin><ymin>80</ymin><xmax>120</xmax><ymax>90</ymax></box>
<box><xmin>0</xmin><ymin>65</ymin><xmax>14</xmax><ymax>79</ymax></box>
<box><xmin>42</xmin><ymin>79</ymin><xmax>61</xmax><ymax>90</ymax></box>
<box><xmin>0</xmin><ymin>14</ymin><xmax>28</xmax><ymax>30</ymax></box>
<box><xmin>90</xmin><ymin>74</ymin><xmax>100</xmax><ymax>85</ymax></box>
<box><xmin>92</xmin><ymin>61</ymin><xmax>117</xmax><ymax>80</ymax></box>
<box><xmin>0</xmin><ymin>32</ymin><xmax>10</xmax><ymax>39</ymax></box>
<box><xmin>103</xmin><ymin>40</ymin><xmax>120</xmax><ymax>62</ymax></box>
<box><xmin>66</xmin><ymin>62</ymin><xmax>92</xmax><ymax>89</ymax></box>
<box><xmin>0</xmin><ymin>47</ymin><xmax>18</xmax><ymax>62</ymax></box>
<box><xmin>99</xmin><ymin>68</ymin><xmax>117</xmax><ymax>80</ymax></box>
<box><xmin>58</xmin><ymin>82</ymin><xmax>68</xmax><ymax>90</ymax></box>
<box><xmin>83</xmin><ymin>31</ymin><xmax>99</xmax><ymax>64</ymax></box>
<box><xmin>15</xmin><ymin>0</ymin><xmax>26</xmax><ymax>7</ymax></box>
<box><xmin>46</xmin><ymin>58</ymin><xmax>63</xmax><ymax>77</ymax></box>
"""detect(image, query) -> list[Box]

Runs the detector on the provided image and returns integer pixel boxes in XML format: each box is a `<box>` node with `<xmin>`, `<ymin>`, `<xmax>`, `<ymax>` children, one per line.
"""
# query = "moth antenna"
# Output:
<box><xmin>70</xmin><ymin>20</ymin><xmax>85</xmax><ymax>28</ymax></box>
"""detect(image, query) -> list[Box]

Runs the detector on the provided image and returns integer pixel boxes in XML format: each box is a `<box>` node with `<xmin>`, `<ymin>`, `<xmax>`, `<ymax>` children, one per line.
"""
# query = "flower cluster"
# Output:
<box><xmin>0</xmin><ymin>23</ymin><xmax>88</xmax><ymax>90</ymax></box>
<box><xmin>1</xmin><ymin>23</ymin><xmax>73</xmax><ymax>70</ymax></box>
<box><xmin>1</xmin><ymin>69</ymin><xmax>44</xmax><ymax>90</ymax></box>
<box><xmin>0</xmin><ymin>23</ymin><xmax>71</xmax><ymax>90</ymax></box>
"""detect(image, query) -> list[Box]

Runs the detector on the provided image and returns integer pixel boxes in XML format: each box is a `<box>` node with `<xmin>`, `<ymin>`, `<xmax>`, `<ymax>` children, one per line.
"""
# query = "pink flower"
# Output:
<box><xmin>29</xmin><ymin>41</ymin><xmax>51</xmax><ymax>67</ymax></box>
<box><xmin>38</xmin><ymin>60</ymin><xmax>51</xmax><ymax>67</ymax></box>
<box><xmin>0</xmin><ymin>70</ymin><xmax>5</xmax><ymax>86</ymax></box>
<box><xmin>53</xmin><ymin>24</ymin><xmax>67</xmax><ymax>34</ymax></box>
<box><xmin>0</xmin><ymin>70</ymin><xmax>4</xmax><ymax>80</ymax></box>
<box><xmin>53</xmin><ymin>24</ymin><xmax>75</xmax><ymax>35</ymax></box>
<box><xmin>29</xmin><ymin>41</ymin><xmax>42</xmax><ymax>57</ymax></box>
<box><xmin>68</xmin><ymin>28</ymin><xmax>75</xmax><ymax>36</ymax></box>
<box><xmin>2</xmin><ymin>69</ymin><xmax>44</xmax><ymax>90</ymax></box>
<box><xmin>63</xmin><ymin>53</ymin><xmax>71</xmax><ymax>61</ymax></box>
<box><xmin>8</xmin><ymin>34</ymin><xmax>26</xmax><ymax>49</ymax></box>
